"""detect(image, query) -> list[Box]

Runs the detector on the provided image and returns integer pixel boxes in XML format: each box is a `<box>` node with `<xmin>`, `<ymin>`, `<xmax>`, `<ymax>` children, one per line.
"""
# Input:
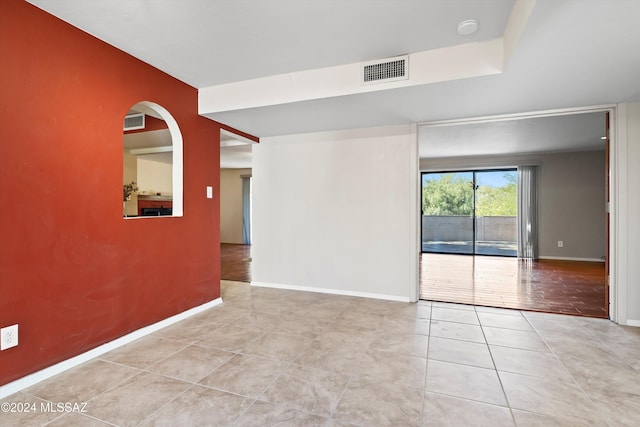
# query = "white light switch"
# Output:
<box><xmin>206</xmin><ymin>186</ymin><xmax>213</xmax><ymax>199</ymax></box>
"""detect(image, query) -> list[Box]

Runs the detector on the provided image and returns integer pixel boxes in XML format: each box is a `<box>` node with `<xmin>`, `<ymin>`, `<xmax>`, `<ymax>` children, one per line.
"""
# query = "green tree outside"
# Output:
<box><xmin>422</xmin><ymin>172</ymin><xmax>517</xmax><ymax>216</ymax></box>
<box><xmin>476</xmin><ymin>173</ymin><xmax>517</xmax><ymax>216</ymax></box>
<box><xmin>422</xmin><ymin>174</ymin><xmax>473</xmax><ymax>215</ymax></box>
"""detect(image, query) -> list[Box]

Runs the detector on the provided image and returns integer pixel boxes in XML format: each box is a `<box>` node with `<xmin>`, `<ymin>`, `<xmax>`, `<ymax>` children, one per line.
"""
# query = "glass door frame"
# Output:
<box><xmin>420</xmin><ymin>168</ymin><xmax>518</xmax><ymax>257</ymax></box>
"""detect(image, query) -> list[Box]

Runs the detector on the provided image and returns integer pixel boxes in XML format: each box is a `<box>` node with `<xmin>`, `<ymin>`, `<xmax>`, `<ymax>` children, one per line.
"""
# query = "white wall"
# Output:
<box><xmin>137</xmin><ymin>157</ymin><xmax>173</xmax><ymax>196</ymax></box>
<box><xmin>252</xmin><ymin>124</ymin><xmax>418</xmax><ymax>301</ymax></box>
<box><xmin>220</xmin><ymin>168</ymin><xmax>251</xmax><ymax>244</ymax></box>
<box><xmin>616</xmin><ymin>103</ymin><xmax>640</xmax><ymax>325</ymax></box>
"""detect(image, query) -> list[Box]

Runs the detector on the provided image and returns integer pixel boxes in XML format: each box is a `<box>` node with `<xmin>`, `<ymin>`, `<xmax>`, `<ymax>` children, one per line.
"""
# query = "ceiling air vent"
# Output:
<box><xmin>362</xmin><ymin>55</ymin><xmax>409</xmax><ymax>85</ymax></box>
<box><xmin>124</xmin><ymin>113</ymin><xmax>145</xmax><ymax>131</ymax></box>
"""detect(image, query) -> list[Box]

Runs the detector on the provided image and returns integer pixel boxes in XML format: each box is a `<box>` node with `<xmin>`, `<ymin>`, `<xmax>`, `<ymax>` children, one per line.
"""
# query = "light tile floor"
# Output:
<box><xmin>3</xmin><ymin>281</ymin><xmax>640</xmax><ymax>426</ymax></box>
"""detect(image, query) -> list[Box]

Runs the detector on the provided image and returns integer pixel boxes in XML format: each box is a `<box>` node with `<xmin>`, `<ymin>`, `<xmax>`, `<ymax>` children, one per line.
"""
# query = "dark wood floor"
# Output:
<box><xmin>420</xmin><ymin>253</ymin><xmax>607</xmax><ymax>318</ymax></box>
<box><xmin>221</xmin><ymin>244</ymin><xmax>252</xmax><ymax>282</ymax></box>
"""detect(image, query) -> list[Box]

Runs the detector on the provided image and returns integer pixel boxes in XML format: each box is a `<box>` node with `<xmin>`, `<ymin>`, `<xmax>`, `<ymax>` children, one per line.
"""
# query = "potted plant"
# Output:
<box><xmin>123</xmin><ymin>181</ymin><xmax>139</xmax><ymax>216</ymax></box>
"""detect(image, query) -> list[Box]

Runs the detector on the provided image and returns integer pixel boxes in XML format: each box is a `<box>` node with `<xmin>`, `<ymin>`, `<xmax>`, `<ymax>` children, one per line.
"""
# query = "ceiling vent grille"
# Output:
<box><xmin>124</xmin><ymin>113</ymin><xmax>145</xmax><ymax>131</ymax></box>
<box><xmin>362</xmin><ymin>55</ymin><xmax>409</xmax><ymax>85</ymax></box>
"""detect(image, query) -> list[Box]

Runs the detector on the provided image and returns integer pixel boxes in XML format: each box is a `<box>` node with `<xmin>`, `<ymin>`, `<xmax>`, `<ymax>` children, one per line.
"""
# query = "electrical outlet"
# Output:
<box><xmin>558</xmin><ymin>240</ymin><xmax>564</xmax><ymax>248</ymax></box>
<box><xmin>1</xmin><ymin>324</ymin><xmax>19</xmax><ymax>350</ymax></box>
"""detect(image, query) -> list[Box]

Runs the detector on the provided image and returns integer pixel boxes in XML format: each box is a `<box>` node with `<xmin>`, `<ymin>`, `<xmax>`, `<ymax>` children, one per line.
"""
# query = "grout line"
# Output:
<box><xmin>135</xmin><ymin>383</ymin><xmax>196</xmax><ymax>426</ymax></box>
<box><xmin>328</xmin><ymin>367</ymin><xmax>356</xmax><ymax>423</ymax></box>
<box><xmin>475</xmin><ymin>306</ymin><xmax>517</xmax><ymax>426</ymax></box>
<box><xmin>421</xmin><ymin>301</ymin><xmax>434</xmax><ymax>426</ymax></box>
<box><xmin>44</xmin><ymin>412</ymin><xmax>120</xmax><ymax>427</ymax></box>
<box><xmin>227</xmin><ymin>359</ymin><xmax>294</xmax><ymax>426</ymax></box>
<box><xmin>326</xmin><ymin>316</ymin><xmax>378</xmax><ymax>423</ymax></box>
<box><xmin>521</xmin><ymin>316</ymin><xmax>617</xmax><ymax>426</ymax></box>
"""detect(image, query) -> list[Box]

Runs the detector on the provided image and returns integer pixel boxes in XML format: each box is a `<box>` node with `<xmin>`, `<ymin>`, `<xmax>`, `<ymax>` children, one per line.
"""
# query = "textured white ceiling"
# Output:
<box><xmin>220</xmin><ymin>145</ymin><xmax>253</xmax><ymax>169</ymax></box>
<box><xmin>123</xmin><ymin>129</ymin><xmax>171</xmax><ymax>150</ymax></box>
<box><xmin>419</xmin><ymin>111</ymin><xmax>607</xmax><ymax>158</ymax></box>
<box><xmin>26</xmin><ymin>0</ymin><xmax>514</xmax><ymax>87</ymax></box>
<box><xmin>220</xmin><ymin>130</ymin><xmax>255</xmax><ymax>168</ymax></box>
<box><xmin>27</xmin><ymin>0</ymin><xmax>640</xmax><ymax>149</ymax></box>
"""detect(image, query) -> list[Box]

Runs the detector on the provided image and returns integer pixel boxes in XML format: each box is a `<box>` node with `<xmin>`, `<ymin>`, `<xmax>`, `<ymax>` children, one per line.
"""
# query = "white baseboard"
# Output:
<box><xmin>251</xmin><ymin>281</ymin><xmax>411</xmax><ymax>303</ymax></box>
<box><xmin>0</xmin><ymin>298</ymin><xmax>223</xmax><ymax>400</ymax></box>
<box><xmin>625</xmin><ymin>319</ymin><xmax>640</xmax><ymax>327</ymax></box>
<box><xmin>538</xmin><ymin>256</ymin><xmax>605</xmax><ymax>263</ymax></box>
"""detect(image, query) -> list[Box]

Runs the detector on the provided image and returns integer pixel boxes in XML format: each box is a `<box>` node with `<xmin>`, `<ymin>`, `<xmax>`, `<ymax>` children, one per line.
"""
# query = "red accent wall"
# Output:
<box><xmin>0</xmin><ymin>0</ymin><xmax>254</xmax><ymax>385</ymax></box>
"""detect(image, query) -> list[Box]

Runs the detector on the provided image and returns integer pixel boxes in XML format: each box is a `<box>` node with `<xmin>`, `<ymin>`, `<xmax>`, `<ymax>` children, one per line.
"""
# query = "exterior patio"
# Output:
<box><xmin>422</xmin><ymin>216</ymin><xmax>517</xmax><ymax>257</ymax></box>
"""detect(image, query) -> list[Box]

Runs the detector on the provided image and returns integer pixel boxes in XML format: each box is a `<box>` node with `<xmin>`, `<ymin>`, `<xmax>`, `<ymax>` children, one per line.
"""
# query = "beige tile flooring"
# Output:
<box><xmin>3</xmin><ymin>280</ymin><xmax>640</xmax><ymax>426</ymax></box>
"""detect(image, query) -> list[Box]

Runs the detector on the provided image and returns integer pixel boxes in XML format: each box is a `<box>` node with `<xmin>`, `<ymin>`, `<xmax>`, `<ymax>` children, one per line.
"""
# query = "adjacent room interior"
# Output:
<box><xmin>419</xmin><ymin>111</ymin><xmax>608</xmax><ymax>317</ymax></box>
<box><xmin>220</xmin><ymin>130</ymin><xmax>255</xmax><ymax>283</ymax></box>
<box><xmin>123</xmin><ymin>102</ymin><xmax>176</xmax><ymax>218</ymax></box>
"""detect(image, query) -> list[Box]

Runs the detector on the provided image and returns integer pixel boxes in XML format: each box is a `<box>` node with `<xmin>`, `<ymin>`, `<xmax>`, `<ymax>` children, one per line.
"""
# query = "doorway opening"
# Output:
<box><xmin>418</xmin><ymin>110</ymin><xmax>609</xmax><ymax>318</ymax></box>
<box><xmin>220</xmin><ymin>129</ymin><xmax>256</xmax><ymax>283</ymax></box>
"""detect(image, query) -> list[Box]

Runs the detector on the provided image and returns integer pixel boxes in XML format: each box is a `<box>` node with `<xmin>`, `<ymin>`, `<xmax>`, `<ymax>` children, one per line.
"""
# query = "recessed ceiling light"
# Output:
<box><xmin>600</xmin><ymin>136</ymin><xmax>607</xmax><ymax>140</ymax></box>
<box><xmin>457</xmin><ymin>19</ymin><xmax>478</xmax><ymax>36</ymax></box>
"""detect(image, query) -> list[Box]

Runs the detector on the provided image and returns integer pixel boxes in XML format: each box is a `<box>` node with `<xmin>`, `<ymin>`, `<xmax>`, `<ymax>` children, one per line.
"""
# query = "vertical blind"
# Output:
<box><xmin>242</xmin><ymin>176</ymin><xmax>251</xmax><ymax>245</ymax></box>
<box><xmin>517</xmin><ymin>166</ymin><xmax>538</xmax><ymax>259</ymax></box>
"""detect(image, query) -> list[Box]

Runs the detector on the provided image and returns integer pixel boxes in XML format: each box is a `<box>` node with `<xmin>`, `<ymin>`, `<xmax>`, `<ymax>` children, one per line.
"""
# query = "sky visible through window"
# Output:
<box><xmin>422</xmin><ymin>170</ymin><xmax>517</xmax><ymax>188</ymax></box>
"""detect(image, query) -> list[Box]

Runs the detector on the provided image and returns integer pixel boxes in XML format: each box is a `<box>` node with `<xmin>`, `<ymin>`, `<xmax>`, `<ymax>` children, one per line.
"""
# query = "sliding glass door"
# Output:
<box><xmin>474</xmin><ymin>170</ymin><xmax>517</xmax><ymax>256</ymax></box>
<box><xmin>421</xmin><ymin>172</ymin><xmax>474</xmax><ymax>254</ymax></box>
<box><xmin>421</xmin><ymin>169</ymin><xmax>517</xmax><ymax>257</ymax></box>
